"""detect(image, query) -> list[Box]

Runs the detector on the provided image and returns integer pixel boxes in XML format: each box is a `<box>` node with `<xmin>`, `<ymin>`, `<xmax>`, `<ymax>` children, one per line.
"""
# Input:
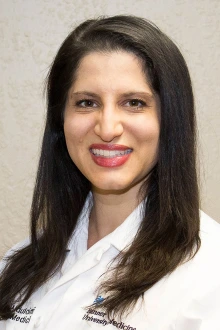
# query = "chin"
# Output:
<box><xmin>91</xmin><ymin>179</ymin><xmax>140</xmax><ymax>195</ymax></box>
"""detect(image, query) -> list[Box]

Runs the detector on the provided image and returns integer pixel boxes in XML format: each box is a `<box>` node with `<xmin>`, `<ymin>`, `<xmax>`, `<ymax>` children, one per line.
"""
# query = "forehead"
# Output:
<box><xmin>76</xmin><ymin>50</ymin><xmax>144</xmax><ymax>70</ymax></box>
<box><xmin>71</xmin><ymin>51</ymin><xmax>151</xmax><ymax>94</ymax></box>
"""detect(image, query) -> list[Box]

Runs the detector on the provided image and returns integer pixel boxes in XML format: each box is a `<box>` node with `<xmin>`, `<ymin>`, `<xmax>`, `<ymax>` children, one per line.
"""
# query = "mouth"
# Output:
<box><xmin>89</xmin><ymin>144</ymin><xmax>132</xmax><ymax>167</ymax></box>
<box><xmin>90</xmin><ymin>148</ymin><xmax>132</xmax><ymax>158</ymax></box>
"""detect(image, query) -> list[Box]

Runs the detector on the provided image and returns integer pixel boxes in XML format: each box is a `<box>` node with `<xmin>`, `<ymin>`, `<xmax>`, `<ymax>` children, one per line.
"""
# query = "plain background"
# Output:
<box><xmin>0</xmin><ymin>0</ymin><xmax>220</xmax><ymax>256</ymax></box>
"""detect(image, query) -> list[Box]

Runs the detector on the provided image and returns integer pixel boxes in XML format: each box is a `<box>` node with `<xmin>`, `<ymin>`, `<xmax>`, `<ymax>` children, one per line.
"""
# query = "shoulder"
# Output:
<box><xmin>191</xmin><ymin>210</ymin><xmax>220</xmax><ymax>268</ymax></box>
<box><xmin>182</xmin><ymin>211</ymin><xmax>220</xmax><ymax>295</ymax></box>
<box><xmin>156</xmin><ymin>211</ymin><xmax>220</xmax><ymax>299</ymax></box>
<box><xmin>199</xmin><ymin>210</ymin><xmax>220</xmax><ymax>258</ymax></box>
<box><xmin>170</xmin><ymin>212</ymin><xmax>220</xmax><ymax>327</ymax></box>
<box><xmin>200</xmin><ymin>210</ymin><xmax>220</xmax><ymax>235</ymax></box>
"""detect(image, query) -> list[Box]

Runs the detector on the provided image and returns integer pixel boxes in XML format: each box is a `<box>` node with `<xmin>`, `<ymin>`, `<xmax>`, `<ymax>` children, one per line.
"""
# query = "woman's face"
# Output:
<box><xmin>64</xmin><ymin>51</ymin><xmax>160</xmax><ymax>194</ymax></box>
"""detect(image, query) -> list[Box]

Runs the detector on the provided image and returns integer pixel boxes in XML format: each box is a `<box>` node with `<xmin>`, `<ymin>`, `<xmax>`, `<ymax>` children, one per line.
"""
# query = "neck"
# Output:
<box><xmin>87</xmin><ymin>184</ymin><xmax>143</xmax><ymax>249</ymax></box>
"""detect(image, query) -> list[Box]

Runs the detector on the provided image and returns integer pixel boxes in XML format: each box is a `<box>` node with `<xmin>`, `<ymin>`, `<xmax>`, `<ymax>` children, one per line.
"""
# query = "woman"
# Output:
<box><xmin>0</xmin><ymin>15</ymin><xmax>220</xmax><ymax>330</ymax></box>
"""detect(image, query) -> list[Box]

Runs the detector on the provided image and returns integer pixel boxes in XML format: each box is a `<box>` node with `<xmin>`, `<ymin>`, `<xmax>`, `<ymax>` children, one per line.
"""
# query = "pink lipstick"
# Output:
<box><xmin>89</xmin><ymin>144</ymin><xmax>132</xmax><ymax>167</ymax></box>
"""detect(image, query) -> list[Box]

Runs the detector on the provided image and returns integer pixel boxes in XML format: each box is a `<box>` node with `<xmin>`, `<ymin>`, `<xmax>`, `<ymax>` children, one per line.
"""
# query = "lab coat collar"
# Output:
<box><xmin>109</xmin><ymin>200</ymin><xmax>145</xmax><ymax>251</ymax></box>
<box><xmin>67</xmin><ymin>192</ymin><xmax>145</xmax><ymax>253</ymax></box>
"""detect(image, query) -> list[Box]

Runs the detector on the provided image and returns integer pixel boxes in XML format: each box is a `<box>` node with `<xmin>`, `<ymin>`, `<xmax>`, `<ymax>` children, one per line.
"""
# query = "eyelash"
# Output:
<box><xmin>125</xmin><ymin>99</ymin><xmax>147</xmax><ymax>108</ymax></box>
<box><xmin>75</xmin><ymin>99</ymin><xmax>98</xmax><ymax>108</ymax></box>
<box><xmin>75</xmin><ymin>98</ymin><xmax>147</xmax><ymax>110</ymax></box>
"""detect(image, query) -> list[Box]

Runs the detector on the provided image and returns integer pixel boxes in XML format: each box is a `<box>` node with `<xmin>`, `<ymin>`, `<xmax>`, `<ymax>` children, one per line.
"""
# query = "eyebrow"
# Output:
<box><xmin>71</xmin><ymin>91</ymin><xmax>155</xmax><ymax>100</ymax></box>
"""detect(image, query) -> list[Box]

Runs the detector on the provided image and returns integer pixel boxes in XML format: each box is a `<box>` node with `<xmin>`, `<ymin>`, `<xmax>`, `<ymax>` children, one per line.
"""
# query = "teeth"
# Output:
<box><xmin>103</xmin><ymin>150</ymin><xmax>109</xmax><ymax>157</ymax></box>
<box><xmin>91</xmin><ymin>149</ymin><xmax>132</xmax><ymax>158</ymax></box>
<box><xmin>109</xmin><ymin>151</ymin><xmax>115</xmax><ymax>157</ymax></box>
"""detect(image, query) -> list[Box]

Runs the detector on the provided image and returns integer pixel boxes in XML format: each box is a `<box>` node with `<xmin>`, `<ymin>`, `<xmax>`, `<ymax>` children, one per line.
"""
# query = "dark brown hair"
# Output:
<box><xmin>0</xmin><ymin>15</ymin><xmax>200</xmax><ymax>320</ymax></box>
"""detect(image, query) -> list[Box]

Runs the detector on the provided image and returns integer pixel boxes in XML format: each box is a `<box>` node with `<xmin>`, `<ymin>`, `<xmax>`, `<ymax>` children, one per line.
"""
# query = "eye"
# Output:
<box><xmin>124</xmin><ymin>99</ymin><xmax>147</xmax><ymax>109</ymax></box>
<box><xmin>75</xmin><ymin>99</ymin><xmax>98</xmax><ymax>108</ymax></box>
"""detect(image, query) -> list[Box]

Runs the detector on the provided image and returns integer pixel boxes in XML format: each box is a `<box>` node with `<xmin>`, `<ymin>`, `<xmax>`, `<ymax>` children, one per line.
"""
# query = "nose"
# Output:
<box><xmin>94</xmin><ymin>107</ymin><xmax>123</xmax><ymax>142</ymax></box>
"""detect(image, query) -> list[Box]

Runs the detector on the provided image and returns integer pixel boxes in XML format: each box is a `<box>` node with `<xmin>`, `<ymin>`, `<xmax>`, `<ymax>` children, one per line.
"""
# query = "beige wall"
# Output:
<box><xmin>0</xmin><ymin>0</ymin><xmax>220</xmax><ymax>256</ymax></box>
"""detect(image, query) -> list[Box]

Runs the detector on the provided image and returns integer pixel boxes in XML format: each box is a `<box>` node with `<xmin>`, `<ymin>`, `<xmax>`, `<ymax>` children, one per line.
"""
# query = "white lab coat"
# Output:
<box><xmin>0</xmin><ymin>195</ymin><xmax>220</xmax><ymax>330</ymax></box>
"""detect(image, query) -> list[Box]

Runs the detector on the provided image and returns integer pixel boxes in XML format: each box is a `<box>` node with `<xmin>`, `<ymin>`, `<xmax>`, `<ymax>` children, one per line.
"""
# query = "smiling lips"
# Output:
<box><xmin>89</xmin><ymin>144</ymin><xmax>132</xmax><ymax>167</ymax></box>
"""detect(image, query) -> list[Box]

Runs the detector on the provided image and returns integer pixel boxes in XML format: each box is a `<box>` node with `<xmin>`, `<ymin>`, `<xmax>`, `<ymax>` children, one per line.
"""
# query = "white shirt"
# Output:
<box><xmin>1</xmin><ymin>196</ymin><xmax>220</xmax><ymax>330</ymax></box>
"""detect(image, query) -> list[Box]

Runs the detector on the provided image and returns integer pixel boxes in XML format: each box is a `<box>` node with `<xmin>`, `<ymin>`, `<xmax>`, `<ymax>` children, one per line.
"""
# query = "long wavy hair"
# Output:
<box><xmin>0</xmin><ymin>15</ymin><xmax>200</xmax><ymax>320</ymax></box>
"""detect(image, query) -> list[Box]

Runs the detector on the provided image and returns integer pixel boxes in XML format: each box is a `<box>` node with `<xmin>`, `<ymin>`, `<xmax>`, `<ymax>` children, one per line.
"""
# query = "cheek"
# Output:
<box><xmin>131</xmin><ymin>118</ymin><xmax>160</xmax><ymax>145</ymax></box>
<box><xmin>64</xmin><ymin>116</ymin><xmax>91</xmax><ymax>145</ymax></box>
<box><xmin>64</xmin><ymin>125</ymin><xmax>80</xmax><ymax>148</ymax></box>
